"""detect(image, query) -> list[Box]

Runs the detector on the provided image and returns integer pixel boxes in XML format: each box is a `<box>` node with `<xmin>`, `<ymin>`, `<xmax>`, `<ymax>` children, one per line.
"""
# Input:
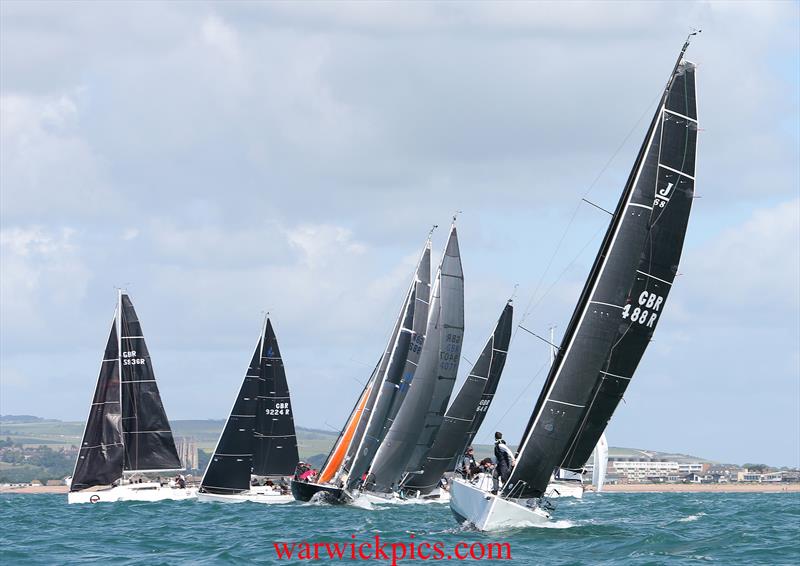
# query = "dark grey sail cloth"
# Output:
<box><xmin>119</xmin><ymin>293</ymin><xmax>183</xmax><ymax>472</ymax></box>
<box><xmin>405</xmin><ymin>229</ymin><xmax>465</xmax><ymax>474</ymax></box>
<box><xmin>562</xmin><ymin>62</ymin><xmax>697</xmax><ymax>470</ymax></box>
<box><xmin>346</xmin><ymin>243</ymin><xmax>432</xmax><ymax>490</ymax></box>
<box><xmin>253</xmin><ymin>319</ymin><xmax>300</xmax><ymax>476</ymax></box>
<box><xmin>368</xmin><ymin>226</ymin><xmax>463</xmax><ymax>492</ymax></box>
<box><xmin>200</xmin><ymin>339</ymin><xmax>261</xmax><ymax>494</ymax></box>
<box><xmin>451</xmin><ymin>306</ymin><xmax>513</xmax><ymax>468</ymax></box>
<box><xmin>402</xmin><ymin>302</ymin><xmax>513</xmax><ymax>494</ymax></box>
<box><xmin>503</xmin><ymin>48</ymin><xmax>698</xmax><ymax>500</ymax></box>
<box><xmin>71</xmin><ymin>319</ymin><xmax>124</xmax><ymax>491</ymax></box>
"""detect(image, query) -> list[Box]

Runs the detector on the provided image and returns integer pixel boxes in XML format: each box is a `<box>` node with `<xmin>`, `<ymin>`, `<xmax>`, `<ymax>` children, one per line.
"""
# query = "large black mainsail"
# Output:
<box><xmin>253</xmin><ymin>319</ymin><xmax>300</xmax><ymax>476</ymax></box>
<box><xmin>119</xmin><ymin>293</ymin><xmax>182</xmax><ymax>472</ymax></box>
<box><xmin>402</xmin><ymin>302</ymin><xmax>513</xmax><ymax>494</ymax></box>
<box><xmin>71</xmin><ymin>319</ymin><xmax>124</xmax><ymax>491</ymax></box>
<box><xmin>200</xmin><ymin>339</ymin><xmax>262</xmax><ymax>494</ymax></box>
<box><xmin>503</xmin><ymin>43</ymin><xmax>698</xmax><ymax>500</ymax></box>
<box><xmin>201</xmin><ymin>318</ymin><xmax>299</xmax><ymax>494</ymax></box>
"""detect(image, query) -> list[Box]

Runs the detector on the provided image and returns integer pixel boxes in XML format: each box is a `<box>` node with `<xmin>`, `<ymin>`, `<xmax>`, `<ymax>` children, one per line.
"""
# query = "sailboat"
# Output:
<box><xmin>400</xmin><ymin>301</ymin><xmax>513</xmax><ymax>500</ymax></box>
<box><xmin>450</xmin><ymin>37</ymin><xmax>699</xmax><ymax>530</ymax></box>
<box><xmin>68</xmin><ymin>291</ymin><xmax>194</xmax><ymax>504</ymax></box>
<box><xmin>290</xmin><ymin>238</ymin><xmax>432</xmax><ymax>503</ymax></box>
<box><xmin>198</xmin><ymin>317</ymin><xmax>299</xmax><ymax>504</ymax></box>
<box><xmin>363</xmin><ymin>223</ymin><xmax>464</xmax><ymax>500</ymax></box>
<box><xmin>592</xmin><ymin>433</ymin><xmax>609</xmax><ymax>492</ymax></box>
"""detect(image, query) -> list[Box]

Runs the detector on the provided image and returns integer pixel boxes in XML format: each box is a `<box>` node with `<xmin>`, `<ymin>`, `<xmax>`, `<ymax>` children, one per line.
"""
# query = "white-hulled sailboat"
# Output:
<box><xmin>450</xmin><ymin>36</ymin><xmax>700</xmax><ymax>529</ymax></box>
<box><xmin>198</xmin><ymin>317</ymin><xmax>299</xmax><ymax>504</ymax></box>
<box><xmin>68</xmin><ymin>291</ymin><xmax>195</xmax><ymax>504</ymax></box>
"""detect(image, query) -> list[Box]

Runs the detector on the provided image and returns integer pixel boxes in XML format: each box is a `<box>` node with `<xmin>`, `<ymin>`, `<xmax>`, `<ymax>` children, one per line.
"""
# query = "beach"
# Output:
<box><xmin>599</xmin><ymin>483</ymin><xmax>800</xmax><ymax>493</ymax></box>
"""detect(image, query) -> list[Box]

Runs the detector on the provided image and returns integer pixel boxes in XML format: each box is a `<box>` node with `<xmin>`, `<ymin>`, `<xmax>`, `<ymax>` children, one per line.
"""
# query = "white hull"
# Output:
<box><xmin>545</xmin><ymin>480</ymin><xmax>584</xmax><ymax>499</ymax></box>
<box><xmin>197</xmin><ymin>488</ymin><xmax>293</xmax><ymax>505</ymax></box>
<box><xmin>449</xmin><ymin>478</ymin><xmax>550</xmax><ymax>531</ymax></box>
<box><xmin>67</xmin><ymin>482</ymin><xmax>197</xmax><ymax>504</ymax></box>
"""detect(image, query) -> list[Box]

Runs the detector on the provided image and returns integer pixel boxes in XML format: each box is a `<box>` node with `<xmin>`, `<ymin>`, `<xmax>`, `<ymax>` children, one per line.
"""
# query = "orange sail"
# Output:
<box><xmin>318</xmin><ymin>383</ymin><xmax>373</xmax><ymax>484</ymax></box>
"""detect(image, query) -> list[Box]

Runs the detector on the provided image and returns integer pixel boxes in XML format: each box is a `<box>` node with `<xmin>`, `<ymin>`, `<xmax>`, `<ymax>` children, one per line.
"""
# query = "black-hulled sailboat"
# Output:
<box><xmin>198</xmin><ymin>317</ymin><xmax>299</xmax><ymax>503</ymax></box>
<box><xmin>450</xmin><ymin>37</ymin><xmax>700</xmax><ymax>529</ymax></box>
<box><xmin>68</xmin><ymin>291</ymin><xmax>192</xmax><ymax>504</ymax></box>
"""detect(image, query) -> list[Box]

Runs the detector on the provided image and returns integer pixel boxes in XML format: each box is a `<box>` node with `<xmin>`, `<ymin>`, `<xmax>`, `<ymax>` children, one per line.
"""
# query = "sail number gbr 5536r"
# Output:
<box><xmin>621</xmin><ymin>291</ymin><xmax>665</xmax><ymax>328</ymax></box>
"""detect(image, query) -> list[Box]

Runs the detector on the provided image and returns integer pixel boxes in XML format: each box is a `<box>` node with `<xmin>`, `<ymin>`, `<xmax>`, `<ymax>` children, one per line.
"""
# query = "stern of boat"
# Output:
<box><xmin>449</xmin><ymin>478</ymin><xmax>550</xmax><ymax>531</ymax></box>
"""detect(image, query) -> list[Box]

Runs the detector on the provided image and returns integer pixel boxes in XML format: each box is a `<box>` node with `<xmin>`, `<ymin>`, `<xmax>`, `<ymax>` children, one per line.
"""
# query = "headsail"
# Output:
<box><xmin>402</xmin><ymin>302</ymin><xmax>512</xmax><ymax>494</ymax></box>
<box><xmin>200</xmin><ymin>339</ymin><xmax>262</xmax><ymax>494</ymax></box>
<box><xmin>71</xmin><ymin>317</ymin><xmax>124</xmax><ymax>491</ymax></box>
<box><xmin>119</xmin><ymin>292</ymin><xmax>182</xmax><ymax>472</ymax></box>
<box><xmin>253</xmin><ymin>319</ymin><xmax>300</xmax><ymax>476</ymax></box>
<box><xmin>504</xmin><ymin>43</ymin><xmax>698</xmax><ymax>499</ymax></box>
<box><xmin>368</xmin><ymin>225</ymin><xmax>463</xmax><ymax>491</ymax></box>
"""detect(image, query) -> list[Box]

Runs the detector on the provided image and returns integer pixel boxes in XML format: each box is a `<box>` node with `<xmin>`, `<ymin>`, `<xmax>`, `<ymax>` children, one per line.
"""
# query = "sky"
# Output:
<box><xmin>1</xmin><ymin>1</ymin><xmax>798</xmax><ymax>467</ymax></box>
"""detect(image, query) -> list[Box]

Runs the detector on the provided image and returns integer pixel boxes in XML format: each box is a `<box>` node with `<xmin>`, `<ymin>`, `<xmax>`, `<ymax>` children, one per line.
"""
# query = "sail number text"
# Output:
<box><xmin>621</xmin><ymin>291</ymin><xmax>665</xmax><ymax>328</ymax></box>
<box><xmin>122</xmin><ymin>350</ymin><xmax>145</xmax><ymax>365</ymax></box>
<box><xmin>476</xmin><ymin>398</ymin><xmax>490</xmax><ymax>413</ymax></box>
<box><xmin>440</xmin><ymin>332</ymin><xmax>462</xmax><ymax>371</ymax></box>
<box><xmin>266</xmin><ymin>402</ymin><xmax>290</xmax><ymax>416</ymax></box>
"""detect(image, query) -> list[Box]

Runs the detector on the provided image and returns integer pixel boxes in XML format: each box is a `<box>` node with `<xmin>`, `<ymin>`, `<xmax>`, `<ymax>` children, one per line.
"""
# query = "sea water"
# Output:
<box><xmin>1</xmin><ymin>492</ymin><xmax>798</xmax><ymax>564</ymax></box>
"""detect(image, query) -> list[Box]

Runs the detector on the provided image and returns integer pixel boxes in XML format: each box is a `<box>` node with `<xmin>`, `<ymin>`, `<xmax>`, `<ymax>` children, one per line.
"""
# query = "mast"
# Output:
<box><xmin>504</xmin><ymin>39</ymin><xmax>699</xmax><ymax>499</ymax></box>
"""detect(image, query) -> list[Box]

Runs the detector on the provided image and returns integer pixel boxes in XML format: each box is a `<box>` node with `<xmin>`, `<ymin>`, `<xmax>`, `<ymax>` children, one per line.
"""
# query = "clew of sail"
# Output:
<box><xmin>402</xmin><ymin>302</ymin><xmax>512</xmax><ymax>494</ymax></box>
<box><xmin>503</xmin><ymin>46</ymin><xmax>698</xmax><ymax>500</ymax></box>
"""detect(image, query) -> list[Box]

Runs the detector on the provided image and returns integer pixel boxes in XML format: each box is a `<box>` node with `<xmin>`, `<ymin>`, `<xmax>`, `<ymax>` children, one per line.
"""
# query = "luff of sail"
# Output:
<box><xmin>368</xmin><ymin>225</ymin><xmax>463</xmax><ymax>492</ymax></box>
<box><xmin>561</xmin><ymin>60</ymin><xmax>697</xmax><ymax>471</ymax></box>
<box><xmin>253</xmin><ymin>319</ymin><xmax>300</xmax><ymax>476</ymax></box>
<box><xmin>503</xmin><ymin>45</ymin><xmax>698</xmax><ymax>500</ymax></box>
<box><xmin>345</xmin><ymin>242</ymin><xmax>432</xmax><ymax>490</ymax></box>
<box><xmin>402</xmin><ymin>302</ymin><xmax>512</xmax><ymax>494</ymax></box>
<box><xmin>71</xmin><ymin>317</ymin><xmax>124</xmax><ymax>491</ymax></box>
<box><xmin>200</xmin><ymin>339</ymin><xmax>262</xmax><ymax>494</ymax></box>
<box><xmin>119</xmin><ymin>292</ymin><xmax>182</xmax><ymax>472</ymax></box>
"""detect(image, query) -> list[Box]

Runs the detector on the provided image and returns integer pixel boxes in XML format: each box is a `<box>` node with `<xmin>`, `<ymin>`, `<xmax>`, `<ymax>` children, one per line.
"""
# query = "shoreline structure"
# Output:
<box><xmin>2</xmin><ymin>483</ymin><xmax>799</xmax><ymax>495</ymax></box>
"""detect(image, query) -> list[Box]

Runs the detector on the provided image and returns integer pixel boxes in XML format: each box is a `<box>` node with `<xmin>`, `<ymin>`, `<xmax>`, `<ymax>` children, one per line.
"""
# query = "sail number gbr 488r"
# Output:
<box><xmin>621</xmin><ymin>291</ymin><xmax>665</xmax><ymax>328</ymax></box>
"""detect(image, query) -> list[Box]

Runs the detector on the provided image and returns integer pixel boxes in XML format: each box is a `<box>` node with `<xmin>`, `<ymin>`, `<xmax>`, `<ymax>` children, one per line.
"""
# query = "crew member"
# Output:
<box><xmin>461</xmin><ymin>446</ymin><xmax>477</xmax><ymax>479</ymax></box>
<box><xmin>494</xmin><ymin>431</ymin><xmax>515</xmax><ymax>486</ymax></box>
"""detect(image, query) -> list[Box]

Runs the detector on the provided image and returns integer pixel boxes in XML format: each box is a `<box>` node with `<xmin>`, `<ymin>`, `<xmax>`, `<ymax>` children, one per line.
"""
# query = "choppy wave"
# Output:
<box><xmin>1</xmin><ymin>491</ymin><xmax>798</xmax><ymax>564</ymax></box>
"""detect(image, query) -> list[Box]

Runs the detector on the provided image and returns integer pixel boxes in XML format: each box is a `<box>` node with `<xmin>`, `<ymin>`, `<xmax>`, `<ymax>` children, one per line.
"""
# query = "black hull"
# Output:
<box><xmin>290</xmin><ymin>480</ymin><xmax>347</xmax><ymax>504</ymax></box>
